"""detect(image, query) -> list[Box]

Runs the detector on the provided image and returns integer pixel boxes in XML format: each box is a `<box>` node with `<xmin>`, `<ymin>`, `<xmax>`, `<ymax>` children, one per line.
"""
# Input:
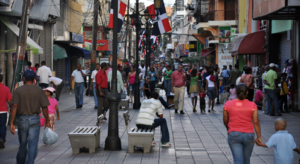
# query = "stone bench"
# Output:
<box><xmin>123</xmin><ymin>111</ymin><xmax>155</xmax><ymax>153</ymax></box>
<box><xmin>118</xmin><ymin>96</ymin><xmax>129</xmax><ymax>110</ymax></box>
<box><xmin>68</xmin><ymin>115</ymin><xmax>104</xmax><ymax>154</ymax></box>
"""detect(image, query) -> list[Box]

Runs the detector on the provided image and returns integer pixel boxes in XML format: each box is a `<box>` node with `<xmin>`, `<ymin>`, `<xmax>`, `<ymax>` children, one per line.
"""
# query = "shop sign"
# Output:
<box><xmin>0</xmin><ymin>0</ymin><xmax>10</xmax><ymax>6</ymax></box>
<box><xmin>85</xmin><ymin>40</ymin><xmax>112</xmax><ymax>51</ymax></box>
<box><xmin>219</xmin><ymin>26</ymin><xmax>231</xmax><ymax>44</ymax></box>
<box><xmin>189</xmin><ymin>41</ymin><xmax>197</xmax><ymax>52</ymax></box>
<box><xmin>253</xmin><ymin>0</ymin><xmax>285</xmax><ymax>19</ymax></box>
<box><xmin>70</xmin><ymin>32</ymin><xmax>83</xmax><ymax>43</ymax></box>
<box><xmin>218</xmin><ymin>44</ymin><xmax>232</xmax><ymax>67</ymax></box>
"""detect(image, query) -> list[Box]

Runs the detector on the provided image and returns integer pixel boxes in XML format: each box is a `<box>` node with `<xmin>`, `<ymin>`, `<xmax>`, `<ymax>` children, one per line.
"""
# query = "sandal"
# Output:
<box><xmin>193</xmin><ymin>107</ymin><xmax>197</xmax><ymax>112</ymax></box>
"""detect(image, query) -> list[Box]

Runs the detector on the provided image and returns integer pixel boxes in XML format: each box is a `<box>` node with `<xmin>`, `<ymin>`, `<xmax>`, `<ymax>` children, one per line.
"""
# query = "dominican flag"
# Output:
<box><xmin>152</xmin><ymin>0</ymin><xmax>171</xmax><ymax>35</ymax></box>
<box><xmin>150</xmin><ymin>35</ymin><xmax>157</xmax><ymax>44</ymax></box>
<box><xmin>138</xmin><ymin>30</ymin><xmax>146</xmax><ymax>47</ymax></box>
<box><xmin>146</xmin><ymin>4</ymin><xmax>157</xmax><ymax>19</ymax></box>
<box><xmin>108</xmin><ymin>0</ymin><xmax>127</xmax><ymax>33</ymax></box>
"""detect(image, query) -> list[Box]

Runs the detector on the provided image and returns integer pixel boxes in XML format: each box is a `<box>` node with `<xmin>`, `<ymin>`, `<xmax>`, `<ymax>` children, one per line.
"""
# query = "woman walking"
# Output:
<box><xmin>190</xmin><ymin>69</ymin><xmax>200</xmax><ymax>112</ymax></box>
<box><xmin>148</xmin><ymin>67</ymin><xmax>157</xmax><ymax>93</ymax></box>
<box><xmin>127</xmin><ymin>66</ymin><xmax>136</xmax><ymax>103</ymax></box>
<box><xmin>223</xmin><ymin>84</ymin><xmax>261</xmax><ymax>164</ymax></box>
<box><xmin>205</xmin><ymin>68</ymin><xmax>218</xmax><ymax>112</ymax></box>
<box><xmin>240</xmin><ymin>67</ymin><xmax>255</xmax><ymax>101</ymax></box>
<box><xmin>163</xmin><ymin>65</ymin><xmax>173</xmax><ymax>95</ymax></box>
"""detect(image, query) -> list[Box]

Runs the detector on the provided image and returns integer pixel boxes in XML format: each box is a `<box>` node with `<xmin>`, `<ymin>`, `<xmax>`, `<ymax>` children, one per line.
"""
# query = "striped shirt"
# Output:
<box><xmin>135</xmin><ymin>98</ymin><xmax>164</xmax><ymax>125</ymax></box>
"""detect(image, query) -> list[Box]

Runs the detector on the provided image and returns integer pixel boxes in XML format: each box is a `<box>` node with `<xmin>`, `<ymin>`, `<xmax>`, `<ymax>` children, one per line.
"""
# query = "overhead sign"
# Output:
<box><xmin>253</xmin><ymin>0</ymin><xmax>285</xmax><ymax>19</ymax></box>
<box><xmin>219</xmin><ymin>26</ymin><xmax>231</xmax><ymax>44</ymax></box>
<box><xmin>189</xmin><ymin>41</ymin><xmax>197</xmax><ymax>52</ymax></box>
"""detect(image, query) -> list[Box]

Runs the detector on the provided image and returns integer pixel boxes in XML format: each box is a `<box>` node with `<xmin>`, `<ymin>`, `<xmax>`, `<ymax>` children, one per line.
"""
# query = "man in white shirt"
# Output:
<box><xmin>90</xmin><ymin>63</ymin><xmax>100</xmax><ymax>109</ymax></box>
<box><xmin>71</xmin><ymin>64</ymin><xmax>86</xmax><ymax>109</ymax></box>
<box><xmin>135</xmin><ymin>92</ymin><xmax>171</xmax><ymax>147</ymax></box>
<box><xmin>37</xmin><ymin>61</ymin><xmax>52</xmax><ymax>88</ymax></box>
<box><xmin>107</xmin><ymin>68</ymin><xmax>124</xmax><ymax>94</ymax></box>
<box><xmin>49</xmin><ymin>77</ymin><xmax>64</xmax><ymax>101</ymax></box>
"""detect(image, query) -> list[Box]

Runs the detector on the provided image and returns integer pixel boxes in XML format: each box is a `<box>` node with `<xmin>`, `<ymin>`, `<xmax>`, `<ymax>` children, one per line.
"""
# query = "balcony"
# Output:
<box><xmin>171</xmin><ymin>10</ymin><xmax>187</xmax><ymax>21</ymax></box>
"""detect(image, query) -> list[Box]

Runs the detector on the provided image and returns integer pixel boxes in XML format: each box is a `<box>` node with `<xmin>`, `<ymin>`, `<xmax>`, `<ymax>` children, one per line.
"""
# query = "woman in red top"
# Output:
<box><xmin>223</xmin><ymin>84</ymin><xmax>261</xmax><ymax>164</ymax></box>
<box><xmin>127</xmin><ymin>66</ymin><xmax>136</xmax><ymax>103</ymax></box>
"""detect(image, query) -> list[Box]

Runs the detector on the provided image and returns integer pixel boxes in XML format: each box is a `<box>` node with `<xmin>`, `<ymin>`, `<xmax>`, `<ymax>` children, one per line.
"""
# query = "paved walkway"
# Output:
<box><xmin>1</xmin><ymin>90</ymin><xmax>300</xmax><ymax>164</ymax></box>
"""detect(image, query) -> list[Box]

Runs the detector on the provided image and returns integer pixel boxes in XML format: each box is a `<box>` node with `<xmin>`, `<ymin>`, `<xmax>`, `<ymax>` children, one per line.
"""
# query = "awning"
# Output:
<box><xmin>231</xmin><ymin>31</ymin><xmax>266</xmax><ymax>56</ymax></box>
<box><xmin>55</xmin><ymin>42</ymin><xmax>91</xmax><ymax>58</ymax></box>
<box><xmin>202</xmin><ymin>49</ymin><xmax>215</xmax><ymax>56</ymax></box>
<box><xmin>192</xmin><ymin>30</ymin><xmax>214</xmax><ymax>45</ymax></box>
<box><xmin>53</xmin><ymin>44</ymin><xmax>67</xmax><ymax>60</ymax></box>
<box><xmin>0</xmin><ymin>16</ymin><xmax>43</xmax><ymax>54</ymax></box>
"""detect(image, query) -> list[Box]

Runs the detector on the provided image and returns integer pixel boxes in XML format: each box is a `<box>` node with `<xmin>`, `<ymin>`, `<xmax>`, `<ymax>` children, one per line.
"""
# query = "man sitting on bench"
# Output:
<box><xmin>142</xmin><ymin>76</ymin><xmax>174</xmax><ymax>108</ymax></box>
<box><xmin>136</xmin><ymin>92</ymin><xmax>171</xmax><ymax>147</ymax></box>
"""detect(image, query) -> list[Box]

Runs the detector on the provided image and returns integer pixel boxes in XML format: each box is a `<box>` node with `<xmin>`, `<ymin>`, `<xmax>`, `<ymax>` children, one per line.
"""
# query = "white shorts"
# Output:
<box><xmin>190</xmin><ymin>92</ymin><xmax>198</xmax><ymax>97</ymax></box>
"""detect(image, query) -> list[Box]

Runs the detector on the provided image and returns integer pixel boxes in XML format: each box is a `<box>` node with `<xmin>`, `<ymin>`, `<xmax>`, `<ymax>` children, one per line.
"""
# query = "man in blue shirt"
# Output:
<box><xmin>256</xmin><ymin>118</ymin><xmax>300</xmax><ymax>164</ymax></box>
<box><xmin>222</xmin><ymin>65</ymin><xmax>230</xmax><ymax>86</ymax></box>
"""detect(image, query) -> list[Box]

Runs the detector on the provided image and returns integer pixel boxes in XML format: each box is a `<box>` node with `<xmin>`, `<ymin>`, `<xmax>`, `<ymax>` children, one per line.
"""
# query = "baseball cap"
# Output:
<box><xmin>269</xmin><ymin>63</ymin><xmax>276</xmax><ymax>67</ymax></box>
<box><xmin>146</xmin><ymin>76</ymin><xmax>151</xmax><ymax>79</ymax></box>
<box><xmin>23</xmin><ymin>69</ymin><xmax>36</xmax><ymax>80</ymax></box>
<box><xmin>43</xmin><ymin>87</ymin><xmax>56</xmax><ymax>93</ymax></box>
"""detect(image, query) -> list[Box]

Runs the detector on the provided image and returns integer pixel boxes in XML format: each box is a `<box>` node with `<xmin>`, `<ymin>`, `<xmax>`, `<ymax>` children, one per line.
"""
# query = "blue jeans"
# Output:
<box><xmin>137</xmin><ymin>118</ymin><xmax>170</xmax><ymax>143</ymax></box>
<box><xmin>74</xmin><ymin>83</ymin><xmax>84</xmax><ymax>107</ymax></box>
<box><xmin>159</xmin><ymin>96</ymin><xmax>170</xmax><ymax>108</ymax></box>
<box><xmin>223</xmin><ymin>77</ymin><xmax>229</xmax><ymax>86</ymax></box>
<box><xmin>0</xmin><ymin>113</ymin><xmax>7</xmax><ymax>142</ymax></box>
<box><xmin>140</xmin><ymin>80</ymin><xmax>144</xmax><ymax>96</ymax></box>
<box><xmin>93</xmin><ymin>82</ymin><xmax>98</xmax><ymax>108</ymax></box>
<box><xmin>164</xmin><ymin>79</ymin><xmax>171</xmax><ymax>95</ymax></box>
<box><xmin>228</xmin><ymin>132</ymin><xmax>255</xmax><ymax>164</ymax></box>
<box><xmin>265</xmin><ymin>89</ymin><xmax>280</xmax><ymax>115</ymax></box>
<box><xmin>17</xmin><ymin>115</ymin><xmax>40</xmax><ymax>164</ymax></box>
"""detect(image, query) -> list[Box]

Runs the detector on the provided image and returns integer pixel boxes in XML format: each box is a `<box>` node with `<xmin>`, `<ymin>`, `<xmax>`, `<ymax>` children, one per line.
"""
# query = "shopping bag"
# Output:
<box><xmin>40</xmin><ymin>114</ymin><xmax>45</xmax><ymax>127</ymax></box>
<box><xmin>43</xmin><ymin>127</ymin><xmax>58</xmax><ymax>145</ymax></box>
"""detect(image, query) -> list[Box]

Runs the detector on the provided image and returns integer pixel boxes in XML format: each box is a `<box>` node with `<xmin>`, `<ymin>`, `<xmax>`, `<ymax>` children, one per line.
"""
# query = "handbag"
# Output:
<box><xmin>40</xmin><ymin>114</ymin><xmax>45</xmax><ymax>127</ymax></box>
<box><xmin>209</xmin><ymin>75</ymin><xmax>216</xmax><ymax>82</ymax></box>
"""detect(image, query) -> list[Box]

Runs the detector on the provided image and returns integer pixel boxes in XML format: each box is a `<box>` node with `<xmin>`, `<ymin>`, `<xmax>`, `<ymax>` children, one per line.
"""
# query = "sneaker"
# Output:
<box><xmin>168</xmin><ymin>104</ymin><xmax>174</xmax><ymax>108</ymax></box>
<box><xmin>152</xmin><ymin>142</ymin><xmax>156</xmax><ymax>146</ymax></box>
<box><xmin>0</xmin><ymin>139</ymin><xmax>4</xmax><ymax>148</ymax></box>
<box><xmin>180</xmin><ymin>111</ymin><xmax>185</xmax><ymax>114</ymax></box>
<box><xmin>161</xmin><ymin>142</ymin><xmax>171</xmax><ymax>147</ymax></box>
<box><xmin>175</xmin><ymin>109</ymin><xmax>178</xmax><ymax>114</ymax></box>
<box><xmin>275</xmin><ymin>114</ymin><xmax>283</xmax><ymax>116</ymax></box>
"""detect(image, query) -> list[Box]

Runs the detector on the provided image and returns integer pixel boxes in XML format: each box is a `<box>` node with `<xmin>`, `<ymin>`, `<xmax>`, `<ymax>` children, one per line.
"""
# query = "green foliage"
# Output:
<box><xmin>180</xmin><ymin>56</ymin><xmax>208</xmax><ymax>63</ymax></box>
<box><xmin>122</xmin><ymin>58</ymin><xmax>129</xmax><ymax>63</ymax></box>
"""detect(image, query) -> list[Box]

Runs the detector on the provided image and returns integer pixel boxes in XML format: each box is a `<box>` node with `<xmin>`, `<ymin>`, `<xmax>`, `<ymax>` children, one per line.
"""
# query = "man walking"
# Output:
<box><xmin>261</xmin><ymin>65</ymin><xmax>269</xmax><ymax>113</ymax></box>
<box><xmin>37</xmin><ymin>61</ymin><xmax>52</xmax><ymax>88</ymax></box>
<box><xmin>10</xmin><ymin>69</ymin><xmax>50</xmax><ymax>164</ymax></box>
<box><xmin>222</xmin><ymin>65</ymin><xmax>230</xmax><ymax>86</ymax></box>
<box><xmin>136</xmin><ymin>92</ymin><xmax>171</xmax><ymax>147</ymax></box>
<box><xmin>49</xmin><ymin>76</ymin><xmax>64</xmax><ymax>101</ymax></box>
<box><xmin>0</xmin><ymin>74</ymin><xmax>12</xmax><ymax>148</ymax></box>
<box><xmin>264</xmin><ymin>63</ymin><xmax>282</xmax><ymax>116</ymax></box>
<box><xmin>229</xmin><ymin>64</ymin><xmax>241</xmax><ymax>85</ymax></box>
<box><xmin>171</xmin><ymin>64</ymin><xmax>186</xmax><ymax>114</ymax></box>
<box><xmin>90</xmin><ymin>63</ymin><xmax>100</xmax><ymax>109</ymax></box>
<box><xmin>71</xmin><ymin>64</ymin><xmax>86</xmax><ymax>109</ymax></box>
<box><xmin>95</xmin><ymin>63</ymin><xmax>109</xmax><ymax>119</ymax></box>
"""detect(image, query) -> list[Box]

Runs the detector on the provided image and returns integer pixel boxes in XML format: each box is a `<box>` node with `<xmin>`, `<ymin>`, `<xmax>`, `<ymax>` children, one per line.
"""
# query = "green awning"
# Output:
<box><xmin>0</xmin><ymin>16</ymin><xmax>43</xmax><ymax>54</ymax></box>
<box><xmin>53</xmin><ymin>44</ymin><xmax>67</xmax><ymax>60</ymax></box>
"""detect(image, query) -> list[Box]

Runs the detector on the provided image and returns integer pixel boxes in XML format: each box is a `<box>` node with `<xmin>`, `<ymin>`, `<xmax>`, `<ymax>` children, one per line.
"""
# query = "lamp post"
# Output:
<box><xmin>105</xmin><ymin>0</ymin><xmax>121</xmax><ymax>150</ymax></box>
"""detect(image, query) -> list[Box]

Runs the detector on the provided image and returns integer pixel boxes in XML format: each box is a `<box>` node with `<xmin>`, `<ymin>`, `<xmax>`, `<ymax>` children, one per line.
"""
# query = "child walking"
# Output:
<box><xmin>43</xmin><ymin>87</ymin><xmax>60</xmax><ymax>131</ymax></box>
<box><xmin>227</xmin><ymin>83</ymin><xmax>236</xmax><ymax>100</ymax></box>
<box><xmin>199</xmin><ymin>88</ymin><xmax>206</xmax><ymax>113</ymax></box>
<box><xmin>256</xmin><ymin>118</ymin><xmax>300</xmax><ymax>164</ymax></box>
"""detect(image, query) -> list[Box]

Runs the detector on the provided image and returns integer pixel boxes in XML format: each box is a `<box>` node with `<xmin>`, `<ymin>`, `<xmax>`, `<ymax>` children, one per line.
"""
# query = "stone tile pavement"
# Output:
<box><xmin>0</xmin><ymin>90</ymin><xmax>300</xmax><ymax>164</ymax></box>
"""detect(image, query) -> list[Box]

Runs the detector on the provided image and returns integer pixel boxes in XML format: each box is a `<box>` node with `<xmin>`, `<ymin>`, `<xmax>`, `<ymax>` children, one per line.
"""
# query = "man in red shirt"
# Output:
<box><xmin>95</xmin><ymin>63</ymin><xmax>109</xmax><ymax>119</ymax></box>
<box><xmin>27</xmin><ymin>62</ymin><xmax>36</xmax><ymax>73</ymax></box>
<box><xmin>171</xmin><ymin>64</ymin><xmax>186</xmax><ymax>114</ymax></box>
<box><xmin>0</xmin><ymin>74</ymin><xmax>12</xmax><ymax>148</ymax></box>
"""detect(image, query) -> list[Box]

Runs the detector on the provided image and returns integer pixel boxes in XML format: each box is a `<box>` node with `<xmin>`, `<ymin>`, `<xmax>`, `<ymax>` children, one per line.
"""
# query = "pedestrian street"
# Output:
<box><xmin>0</xmin><ymin>91</ymin><xmax>299</xmax><ymax>164</ymax></box>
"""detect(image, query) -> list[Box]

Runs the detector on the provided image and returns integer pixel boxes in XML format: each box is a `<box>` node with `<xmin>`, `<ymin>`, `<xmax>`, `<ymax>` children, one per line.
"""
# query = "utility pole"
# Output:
<box><xmin>11</xmin><ymin>0</ymin><xmax>30</xmax><ymax>93</ymax></box>
<box><xmin>128</xmin><ymin>29</ymin><xmax>132</xmax><ymax>63</ymax></box>
<box><xmin>124</xmin><ymin>0</ymin><xmax>130</xmax><ymax>61</ymax></box>
<box><xmin>90</xmin><ymin>0</ymin><xmax>99</xmax><ymax>94</ymax></box>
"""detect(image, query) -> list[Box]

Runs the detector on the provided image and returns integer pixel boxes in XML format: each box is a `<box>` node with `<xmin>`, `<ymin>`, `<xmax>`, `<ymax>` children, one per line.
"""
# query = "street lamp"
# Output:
<box><xmin>154</xmin><ymin>0</ymin><xmax>162</xmax><ymax>10</ymax></box>
<box><xmin>105</xmin><ymin>0</ymin><xmax>122</xmax><ymax>150</ymax></box>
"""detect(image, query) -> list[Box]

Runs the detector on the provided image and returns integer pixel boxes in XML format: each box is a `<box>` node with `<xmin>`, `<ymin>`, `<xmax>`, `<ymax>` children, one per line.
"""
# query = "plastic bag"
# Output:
<box><xmin>123</xmin><ymin>87</ymin><xmax>127</xmax><ymax>95</ymax></box>
<box><xmin>43</xmin><ymin>127</ymin><xmax>58</xmax><ymax>145</ymax></box>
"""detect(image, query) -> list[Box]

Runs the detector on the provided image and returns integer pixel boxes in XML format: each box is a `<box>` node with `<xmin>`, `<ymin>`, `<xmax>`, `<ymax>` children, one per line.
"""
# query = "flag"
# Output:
<box><xmin>138</xmin><ymin>30</ymin><xmax>146</xmax><ymax>47</ymax></box>
<box><xmin>152</xmin><ymin>0</ymin><xmax>171</xmax><ymax>35</ymax></box>
<box><xmin>146</xmin><ymin>4</ymin><xmax>156</xmax><ymax>19</ymax></box>
<box><xmin>150</xmin><ymin>35</ymin><xmax>157</xmax><ymax>44</ymax></box>
<box><xmin>108</xmin><ymin>0</ymin><xmax>127</xmax><ymax>33</ymax></box>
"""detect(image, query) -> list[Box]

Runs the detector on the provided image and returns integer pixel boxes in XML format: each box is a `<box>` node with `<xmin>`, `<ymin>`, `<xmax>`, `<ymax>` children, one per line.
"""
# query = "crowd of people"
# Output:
<box><xmin>1</xmin><ymin>59</ymin><xmax>300</xmax><ymax>163</ymax></box>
